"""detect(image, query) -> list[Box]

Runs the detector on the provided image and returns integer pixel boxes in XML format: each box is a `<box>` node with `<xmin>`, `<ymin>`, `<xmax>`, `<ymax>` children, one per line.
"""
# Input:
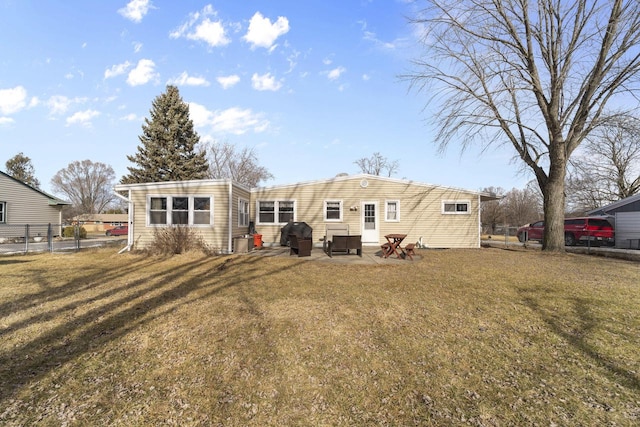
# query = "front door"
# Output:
<box><xmin>361</xmin><ymin>201</ymin><xmax>379</xmax><ymax>244</ymax></box>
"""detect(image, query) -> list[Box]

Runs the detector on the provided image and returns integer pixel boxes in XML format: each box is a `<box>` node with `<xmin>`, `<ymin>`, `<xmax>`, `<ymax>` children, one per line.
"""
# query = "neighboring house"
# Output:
<box><xmin>588</xmin><ymin>193</ymin><xmax>640</xmax><ymax>248</ymax></box>
<box><xmin>115</xmin><ymin>174</ymin><xmax>496</xmax><ymax>253</ymax></box>
<box><xmin>73</xmin><ymin>213</ymin><xmax>128</xmax><ymax>233</ymax></box>
<box><xmin>0</xmin><ymin>170</ymin><xmax>69</xmax><ymax>232</ymax></box>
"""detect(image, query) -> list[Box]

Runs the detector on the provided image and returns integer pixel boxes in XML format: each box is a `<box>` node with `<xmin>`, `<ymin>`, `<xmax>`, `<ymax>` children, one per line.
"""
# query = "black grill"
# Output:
<box><xmin>280</xmin><ymin>221</ymin><xmax>313</xmax><ymax>246</ymax></box>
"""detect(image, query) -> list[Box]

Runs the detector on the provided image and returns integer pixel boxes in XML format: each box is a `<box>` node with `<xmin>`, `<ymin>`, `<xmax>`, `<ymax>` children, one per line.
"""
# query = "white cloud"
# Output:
<box><xmin>0</xmin><ymin>86</ymin><xmax>27</xmax><ymax>115</ymax></box>
<box><xmin>46</xmin><ymin>95</ymin><xmax>87</xmax><ymax>115</ymax></box>
<box><xmin>104</xmin><ymin>61</ymin><xmax>132</xmax><ymax>79</ymax></box>
<box><xmin>118</xmin><ymin>0</ymin><xmax>152</xmax><ymax>23</ymax></box>
<box><xmin>167</xmin><ymin>71</ymin><xmax>210</xmax><ymax>87</ymax></box>
<box><xmin>243</xmin><ymin>12</ymin><xmax>289</xmax><ymax>51</ymax></box>
<box><xmin>170</xmin><ymin>5</ymin><xmax>230</xmax><ymax>48</ymax></box>
<box><xmin>363</xmin><ymin>30</ymin><xmax>397</xmax><ymax>49</ymax></box>
<box><xmin>189</xmin><ymin>102</ymin><xmax>269</xmax><ymax>135</ymax></box>
<box><xmin>46</xmin><ymin>95</ymin><xmax>72</xmax><ymax>115</ymax></box>
<box><xmin>127</xmin><ymin>59</ymin><xmax>158</xmax><ymax>86</ymax></box>
<box><xmin>0</xmin><ymin>117</ymin><xmax>15</xmax><ymax>126</ymax></box>
<box><xmin>327</xmin><ymin>66</ymin><xmax>346</xmax><ymax>80</ymax></box>
<box><xmin>251</xmin><ymin>72</ymin><xmax>282</xmax><ymax>91</ymax></box>
<box><xmin>66</xmin><ymin>109</ymin><xmax>100</xmax><ymax>127</ymax></box>
<box><xmin>362</xmin><ymin>74</ymin><xmax>371</xmax><ymax>81</ymax></box>
<box><xmin>120</xmin><ymin>113</ymin><xmax>140</xmax><ymax>121</ymax></box>
<box><xmin>133</xmin><ymin>42</ymin><xmax>143</xmax><ymax>53</ymax></box>
<box><xmin>217</xmin><ymin>75</ymin><xmax>240</xmax><ymax>89</ymax></box>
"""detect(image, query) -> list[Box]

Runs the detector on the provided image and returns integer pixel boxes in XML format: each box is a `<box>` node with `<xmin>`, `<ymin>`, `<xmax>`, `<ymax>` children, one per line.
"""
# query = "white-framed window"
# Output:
<box><xmin>149</xmin><ymin>197</ymin><xmax>167</xmax><ymax>225</ymax></box>
<box><xmin>147</xmin><ymin>195</ymin><xmax>213</xmax><ymax>226</ymax></box>
<box><xmin>238</xmin><ymin>199</ymin><xmax>250</xmax><ymax>227</ymax></box>
<box><xmin>0</xmin><ymin>201</ymin><xmax>6</xmax><ymax>223</ymax></box>
<box><xmin>324</xmin><ymin>200</ymin><xmax>342</xmax><ymax>221</ymax></box>
<box><xmin>193</xmin><ymin>197</ymin><xmax>211</xmax><ymax>225</ymax></box>
<box><xmin>442</xmin><ymin>200</ymin><xmax>470</xmax><ymax>214</ymax></box>
<box><xmin>257</xmin><ymin>200</ymin><xmax>296</xmax><ymax>224</ymax></box>
<box><xmin>385</xmin><ymin>200</ymin><xmax>400</xmax><ymax>221</ymax></box>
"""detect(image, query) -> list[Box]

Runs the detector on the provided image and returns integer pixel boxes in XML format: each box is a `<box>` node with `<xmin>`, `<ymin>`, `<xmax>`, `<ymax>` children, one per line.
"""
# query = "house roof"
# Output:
<box><xmin>0</xmin><ymin>170</ymin><xmax>70</xmax><ymax>205</ymax></box>
<box><xmin>587</xmin><ymin>192</ymin><xmax>640</xmax><ymax>216</ymax></box>
<box><xmin>253</xmin><ymin>173</ymin><xmax>501</xmax><ymax>201</ymax></box>
<box><xmin>114</xmin><ymin>178</ymin><xmax>250</xmax><ymax>192</ymax></box>
<box><xmin>113</xmin><ymin>174</ymin><xmax>500</xmax><ymax>201</ymax></box>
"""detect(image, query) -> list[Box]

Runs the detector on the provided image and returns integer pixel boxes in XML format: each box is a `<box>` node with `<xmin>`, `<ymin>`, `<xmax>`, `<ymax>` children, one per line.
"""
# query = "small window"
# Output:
<box><xmin>238</xmin><ymin>199</ymin><xmax>250</xmax><ymax>227</ymax></box>
<box><xmin>259</xmin><ymin>201</ymin><xmax>275</xmax><ymax>223</ymax></box>
<box><xmin>172</xmin><ymin>197</ymin><xmax>189</xmax><ymax>225</ymax></box>
<box><xmin>442</xmin><ymin>201</ymin><xmax>470</xmax><ymax>214</ymax></box>
<box><xmin>0</xmin><ymin>201</ymin><xmax>6</xmax><ymax>223</ymax></box>
<box><xmin>325</xmin><ymin>200</ymin><xmax>342</xmax><ymax>221</ymax></box>
<box><xmin>150</xmin><ymin>197</ymin><xmax>167</xmax><ymax>225</ymax></box>
<box><xmin>385</xmin><ymin>200</ymin><xmax>400</xmax><ymax>221</ymax></box>
<box><xmin>278</xmin><ymin>201</ymin><xmax>295</xmax><ymax>223</ymax></box>
<box><xmin>194</xmin><ymin>197</ymin><xmax>211</xmax><ymax>225</ymax></box>
<box><xmin>257</xmin><ymin>200</ymin><xmax>296</xmax><ymax>224</ymax></box>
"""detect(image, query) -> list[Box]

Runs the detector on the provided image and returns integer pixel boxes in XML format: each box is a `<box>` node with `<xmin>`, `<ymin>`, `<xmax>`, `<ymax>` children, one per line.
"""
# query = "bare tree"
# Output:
<box><xmin>408</xmin><ymin>0</ymin><xmax>640</xmax><ymax>251</ymax></box>
<box><xmin>501</xmin><ymin>186</ymin><xmax>542</xmax><ymax>227</ymax></box>
<box><xmin>354</xmin><ymin>152</ymin><xmax>399</xmax><ymax>177</ymax></box>
<box><xmin>51</xmin><ymin>160</ymin><xmax>116</xmax><ymax>215</ymax></box>
<box><xmin>204</xmin><ymin>141</ymin><xmax>274</xmax><ymax>188</ymax></box>
<box><xmin>480</xmin><ymin>186</ymin><xmax>505</xmax><ymax>234</ymax></box>
<box><xmin>567</xmin><ymin>115</ymin><xmax>640</xmax><ymax>211</ymax></box>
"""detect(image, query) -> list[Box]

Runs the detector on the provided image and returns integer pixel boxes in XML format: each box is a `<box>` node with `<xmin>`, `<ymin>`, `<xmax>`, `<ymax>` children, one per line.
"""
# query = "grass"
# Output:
<box><xmin>0</xmin><ymin>247</ymin><xmax>639</xmax><ymax>426</ymax></box>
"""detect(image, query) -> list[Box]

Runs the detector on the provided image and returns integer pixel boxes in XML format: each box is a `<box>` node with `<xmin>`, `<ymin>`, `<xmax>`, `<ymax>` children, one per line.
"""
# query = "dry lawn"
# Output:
<box><xmin>0</xmin><ymin>247</ymin><xmax>639</xmax><ymax>426</ymax></box>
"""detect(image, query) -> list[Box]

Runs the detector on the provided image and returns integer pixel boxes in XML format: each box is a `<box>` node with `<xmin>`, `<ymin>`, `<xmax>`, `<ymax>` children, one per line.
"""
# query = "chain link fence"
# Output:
<box><xmin>0</xmin><ymin>224</ymin><xmax>124</xmax><ymax>255</ymax></box>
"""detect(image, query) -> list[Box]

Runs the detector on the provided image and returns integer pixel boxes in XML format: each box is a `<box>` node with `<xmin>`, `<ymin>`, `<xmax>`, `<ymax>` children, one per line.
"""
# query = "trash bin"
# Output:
<box><xmin>253</xmin><ymin>234</ymin><xmax>263</xmax><ymax>249</ymax></box>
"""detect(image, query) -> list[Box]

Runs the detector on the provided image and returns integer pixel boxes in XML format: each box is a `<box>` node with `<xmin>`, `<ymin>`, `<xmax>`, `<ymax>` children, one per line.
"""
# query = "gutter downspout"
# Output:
<box><xmin>114</xmin><ymin>189</ymin><xmax>133</xmax><ymax>253</ymax></box>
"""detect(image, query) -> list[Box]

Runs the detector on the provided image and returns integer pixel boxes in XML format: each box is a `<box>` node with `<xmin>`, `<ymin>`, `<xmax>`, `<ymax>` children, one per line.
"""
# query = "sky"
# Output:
<box><xmin>0</xmin><ymin>0</ymin><xmax>531</xmax><ymax>196</ymax></box>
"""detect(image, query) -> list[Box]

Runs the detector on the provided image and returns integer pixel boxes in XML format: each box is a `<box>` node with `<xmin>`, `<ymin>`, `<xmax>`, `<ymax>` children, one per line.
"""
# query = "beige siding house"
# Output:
<box><xmin>117</xmin><ymin>174</ymin><xmax>493</xmax><ymax>252</ymax></box>
<box><xmin>115</xmin><ymin>179</ymin><xmax>251</xmax><ymax>252</ymax></box>
<box><xmin>0</xmin><ymin>170</ymin><xmax>69</xmax><ymax>228</ymax></box>
<box><xmin>253</xmin><ymin>174</ymin><xmax>489</xmax><ymax>249</ymax></box>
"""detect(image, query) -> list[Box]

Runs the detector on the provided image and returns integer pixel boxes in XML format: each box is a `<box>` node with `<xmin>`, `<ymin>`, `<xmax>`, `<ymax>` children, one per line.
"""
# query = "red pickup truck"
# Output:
<box><xmin>517</xmin><ymin>217</ymin><xmax>614</xmax><ymax>246</ymax></box>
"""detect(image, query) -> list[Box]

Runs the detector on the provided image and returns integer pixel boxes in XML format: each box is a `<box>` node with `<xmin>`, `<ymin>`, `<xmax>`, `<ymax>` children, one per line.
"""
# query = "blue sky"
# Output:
<box><xmin>0</xmin><ymin>0</ymin><xmax>529</xmax><ymax>195</ymax></box>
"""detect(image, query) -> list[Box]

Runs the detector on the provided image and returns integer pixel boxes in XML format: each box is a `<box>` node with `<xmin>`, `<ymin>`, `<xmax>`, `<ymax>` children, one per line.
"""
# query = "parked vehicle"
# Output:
<box><xmin>517</xmin><ymin>217</ymin><xmax>614</xmax><ymax>246</ymax></box>
<box><xmin>105</xmin><ymin>225</ymin><xmax>128</xmax><ymax>236</ymax></box>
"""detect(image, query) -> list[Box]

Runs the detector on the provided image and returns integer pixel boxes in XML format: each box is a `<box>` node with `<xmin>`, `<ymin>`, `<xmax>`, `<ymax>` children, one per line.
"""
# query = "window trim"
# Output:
<box><xmin>238</xmin><ymin>198</ymin><xmax>250</xmax><ymax>227</ymax></box>
<box><xmin>385</xmin><ymin>200</ymin><xmax>400</xmax><ymax>222</ymax></box>
<box><xmin>256</xmin><ymin>199</ymin><xmax>296</xmax><ymax>225</ymax></box>
<box><xmin>0</xmin><ymin>201</ymin><xmax>6</xmax><ymax>223</ymax></box>
<box><xmin>324</xmin><ymin>200</ymin><xmax>343</xmax><ymax>222</ymax></box>
<box><xmin>147</xmin><ymin>195</ymin><xmax>214</xmax><ymax>226</ymax></box>
<box><xmin>442</xmin><ymin>200</ymin><xmax>471</xmax><ymax>215</ymax></box>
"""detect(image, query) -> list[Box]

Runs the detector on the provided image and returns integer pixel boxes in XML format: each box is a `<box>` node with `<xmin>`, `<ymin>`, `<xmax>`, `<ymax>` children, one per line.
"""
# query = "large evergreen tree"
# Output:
<box><xmin>121</xmin><ymin>85</ymin><xmax>209</xmax><ymax>183</ymax></box>
<box><xmin>5</xmin><ymin>152</ymin><xmax>41</xmax><ymax>188</ymax></box>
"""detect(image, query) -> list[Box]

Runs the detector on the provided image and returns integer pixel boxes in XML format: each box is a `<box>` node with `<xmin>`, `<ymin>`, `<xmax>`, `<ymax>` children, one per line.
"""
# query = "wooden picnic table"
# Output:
<box><xmin>381</xmin><ymin>233</ymin><xmax>407</xmax><ymax>259</ymax></box>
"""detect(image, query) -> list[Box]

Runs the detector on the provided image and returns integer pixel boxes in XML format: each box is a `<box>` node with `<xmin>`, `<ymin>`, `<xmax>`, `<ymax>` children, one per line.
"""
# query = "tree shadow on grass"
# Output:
<box><xmin>518</xmin><ymin>288</ymin><xmax>640</xmax><ymax>391</ymax></box>
<box><xmin>0</xmin><ymin>253</ymin><xmax>303</xmax><ymax>404</ymax></box>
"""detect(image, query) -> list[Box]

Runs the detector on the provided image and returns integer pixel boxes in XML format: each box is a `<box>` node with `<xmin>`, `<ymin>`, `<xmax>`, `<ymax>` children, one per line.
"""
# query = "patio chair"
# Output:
<box><xmin>323</xmin><ymin>223</ymin><xmax>349</xmax><ymax>253</ymax></box>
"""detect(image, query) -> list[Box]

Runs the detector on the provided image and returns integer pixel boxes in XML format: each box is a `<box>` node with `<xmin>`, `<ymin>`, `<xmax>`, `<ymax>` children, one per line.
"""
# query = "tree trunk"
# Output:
<box><xmin>542</xmin><ymin>146</ymin><xmax>567</xmax><ymax>252</ymax></box>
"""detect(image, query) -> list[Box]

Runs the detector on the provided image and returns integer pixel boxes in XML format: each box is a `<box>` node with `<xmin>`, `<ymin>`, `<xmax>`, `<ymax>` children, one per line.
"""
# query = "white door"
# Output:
<box><xmin>361</xmin><ymin>201</ymin><xmax>379</xmax><ymax>244</ymax></box>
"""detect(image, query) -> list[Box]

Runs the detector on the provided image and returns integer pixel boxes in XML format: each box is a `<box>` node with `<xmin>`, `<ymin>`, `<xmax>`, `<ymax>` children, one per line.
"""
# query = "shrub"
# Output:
<box><xmin>62</xmin><ymin>226</ymin><xmax>87</xmax><ymax>239</ymax></box>
<box><xmin>148</xmin><ymin>225</ymin><xmax>211</xmax><ymax>255</ymax></box>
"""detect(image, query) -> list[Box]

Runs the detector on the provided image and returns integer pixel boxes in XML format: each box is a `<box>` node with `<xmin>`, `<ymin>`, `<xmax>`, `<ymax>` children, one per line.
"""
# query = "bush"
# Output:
<box><xmin>148</xmin><ymin>225</ymin><xmax>211</xmax><ymax>255</ymax></box>
<box><xmin>62</xmin><ymin>226</ymin><xmax>87</xmax><ymax>239</ymax></box>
